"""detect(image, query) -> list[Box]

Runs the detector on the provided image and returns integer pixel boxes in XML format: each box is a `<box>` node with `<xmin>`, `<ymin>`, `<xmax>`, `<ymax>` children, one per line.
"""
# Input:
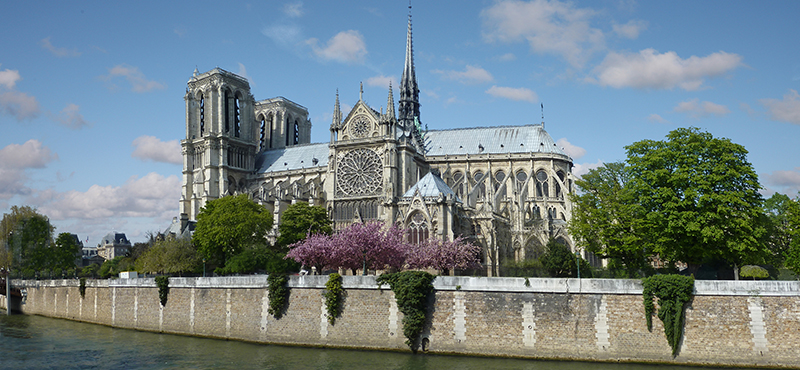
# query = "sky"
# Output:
<box><xmin>2</xmin><ymin>0</ymin><xmax>799</xmax><ymax>245</ymax></box>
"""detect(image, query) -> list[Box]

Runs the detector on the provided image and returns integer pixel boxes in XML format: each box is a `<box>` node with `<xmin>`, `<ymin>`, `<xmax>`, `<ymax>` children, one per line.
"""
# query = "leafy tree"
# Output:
<box><xmin>276</xmin><ymin>202</ymin><xmax>332</xmax><ymax>250</ymax></box>
<box><xmin>762</xmin><ymin>193</ymin><xmax>794</xmax><ymax>266</ymax></box>
<box><xmin>285</xmin><ymin>232</ymin><xmax>337</xmax><ymax>273</ymax></box>
<box><xmin>0</xmin><ymin>206</ymin><xmax>55</xmax><ymax>271</ymax></box>
<box><xmin>193</xmin><ymin>194</ymin><xmax>274</xmax><ymax>268</ymax></box>
<box><xmin>782</xmin><ymin>196</ymin><xmax>800</xmax><ymax>275</ymax></box>
<box><xmin>405</xmin><ymin>236</ymin><xmax>481</xmax><ymax>274</ymax></box>
<box><xmin>626</xmin><ymin>128</ymin><xmax>767</xmax><ymax>278</ymax></box>
<box><xmin>569</xmin><ymin>162</ymin><xmax>650</xmax><ymax>277</ymax></box>
<box><xmin>53</xmin><ymin>233</ymin><xmax>82</xmax><ymax>270</ymax></box>
<box><xmin>136</xmin><ymin>238</ymin><xmax>200</xmax><ymax>275</ymax></box>
<box><xmin>99</xmin><ymin>256</ymin><xmax>126</xmax><ymax>278</ymax></box>
<box><xmin>540</xmin><ymin>239</ymin><xmax>591</xmax><ymax>278</ymax></box>
<box><xmin>335</xmin><ymin>222</ymin><xmax>407</xmax><ymax>274</ymax></box>
<box><xmin>80</xmin><ymin>263</ymin><xmax>101</xmax><ymax>278</ymax></box>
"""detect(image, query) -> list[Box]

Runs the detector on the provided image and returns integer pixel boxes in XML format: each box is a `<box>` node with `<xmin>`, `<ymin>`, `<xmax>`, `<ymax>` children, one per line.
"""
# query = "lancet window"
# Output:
<box><xmin>407</xmin><ymin>212</ymin><xmax>429</xmax><ymax>244</ymax></box>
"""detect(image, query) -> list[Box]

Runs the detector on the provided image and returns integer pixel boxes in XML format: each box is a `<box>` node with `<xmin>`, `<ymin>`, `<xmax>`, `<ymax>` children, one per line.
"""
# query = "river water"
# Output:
<box><xmin>0</xmin><ymin>310</ymin><xmax>758</xmax><ymax>370</ymax></box>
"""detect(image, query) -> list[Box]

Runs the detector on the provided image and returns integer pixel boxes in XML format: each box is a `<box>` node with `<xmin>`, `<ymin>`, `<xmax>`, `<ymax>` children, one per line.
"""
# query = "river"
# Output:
<box><xmin>0</xmin><ymin>310</ymin><xmax>760</xmax><ymax>370</ymax></box>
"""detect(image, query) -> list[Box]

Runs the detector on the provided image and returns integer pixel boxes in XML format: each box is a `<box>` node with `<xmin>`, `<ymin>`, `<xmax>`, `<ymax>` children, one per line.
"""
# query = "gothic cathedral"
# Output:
<box><xmin>180</xmin><ymin>11</ymin><xmax>575</xmax><ymax>276</ymax></box>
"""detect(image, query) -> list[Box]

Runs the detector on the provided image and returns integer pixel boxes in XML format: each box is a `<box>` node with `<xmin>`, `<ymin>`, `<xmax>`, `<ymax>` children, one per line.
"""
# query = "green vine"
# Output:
<box><xmin>79</xmin><ymin>277</ymin><xmax>86</xmax><ymax>299</ymax></box>
<box><xmin>376</xmin><ymin>271</ymin><xmax>436</xmax><ymax>352</ymax></box>
<box><xmin>155</xmin><ymin>275</ymin><xmax>170</xmax><ymax>307</ymax></box>
<box><xmin>267</xmin><ymin>273</ymin><xmax>289</xmax><ymax>318</ymax></box>
<box><xmin>324</xmin><ymin>273</ymin><xmax>344</xmax><ymax>325</ymax></box>
<box><xmin>642</xmin><ymin>274</ymin><xmax>694</xmax><ymax>357</ymax></box>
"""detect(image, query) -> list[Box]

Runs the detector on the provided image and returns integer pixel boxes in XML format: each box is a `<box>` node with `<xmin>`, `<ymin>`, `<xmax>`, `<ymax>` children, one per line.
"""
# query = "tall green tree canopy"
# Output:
<box><xmin>53</xmin><ymin>233</ymin><xmax>82</xmax><ymax>270</ymax></box>
<box><xmin>276</xmin><ymin>202</ymin><xmax>332</xmax><ymax>249</ymax></box>
<box><xmin>569</xmin><ymin>162</ymin><xmax>650</xmax><ymax>276</ymax></box>
<box><xmin>192</xmin><ymin>194</ymin><xmax>274</xmax><ymax>265</ymax></box>
<box><xmin>625</xmin><ymin>127</ymin><xmax>767</xmax><ymax>273</ymax></box>
<box><xmin>782</xmin><ymin>195</ymin><xmax>800</xmax><ymax>275</ymax></box>
<box><xmin>0</xmin><ymin>205</ymin><xmax>55</xmax><ymax>270</ymax></box>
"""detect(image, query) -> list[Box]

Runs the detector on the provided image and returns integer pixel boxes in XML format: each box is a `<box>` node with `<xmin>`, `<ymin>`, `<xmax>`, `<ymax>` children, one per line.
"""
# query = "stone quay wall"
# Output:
<box><xmin>4</xmin><ymin>276</ymin><xmax>800</xmax><ymax>368</ymax></box>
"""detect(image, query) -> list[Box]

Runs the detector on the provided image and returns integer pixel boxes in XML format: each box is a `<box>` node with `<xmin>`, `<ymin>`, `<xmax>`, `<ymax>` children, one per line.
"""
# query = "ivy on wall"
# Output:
<box><xmin>267</xmin><ymin>273</ymin><xmax>289</xmax><ymax>318</ymax></box>
<box><xmin>79</xmin><ymin>278</ymin><xmax>86</xmax><ymax>299</ymax></box>
<box><xmin>324</xmin><ymin>273</ymin><xmax>344</xmax><ymax>325</ymax></box>
<box><xmin>376</xmin><ymin>271</ymin><xmax>435</xmax><ymax>352</ymax></box>
<box><xmin>642</xmin><ymin>274</ymin><xmax>694</xmax><ymax>357</ymax></box>
<box><xmin>155</xmin><ymin>276</ymin><xmax>170</xmax><ymax>307</ymax></box>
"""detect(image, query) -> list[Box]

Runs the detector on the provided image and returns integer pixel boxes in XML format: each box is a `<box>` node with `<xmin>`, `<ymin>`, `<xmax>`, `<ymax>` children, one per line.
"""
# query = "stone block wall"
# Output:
<box><xmin>6</xmin><ymin>276</ymin><xmax>800</xmax><ymax>368</ymax></box>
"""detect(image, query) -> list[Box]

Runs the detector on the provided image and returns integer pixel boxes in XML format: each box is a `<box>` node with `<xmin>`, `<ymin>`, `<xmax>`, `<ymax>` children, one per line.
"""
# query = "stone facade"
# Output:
<box><xmin>9</xmin><ymin>277</ymin><xmax>800</xmax><ymax>368</ymax></box>
<box><xmin>179</xmin><ymin>10</ymin><xmax>575</xmax><ymax>276</ymax></box>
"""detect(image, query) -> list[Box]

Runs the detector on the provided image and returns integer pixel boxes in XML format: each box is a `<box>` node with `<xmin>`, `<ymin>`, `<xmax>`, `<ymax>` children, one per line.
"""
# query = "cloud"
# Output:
<box><xmin>131</xmin><ymin>136</ymin><xmax>182</xmax><ymax>165</ymax></box>
<box><xmin>494</xmin><ymin>53</ymin><xmax>517</xmax><ymax>62</ymax></box>
<box><xmin>762</xmin><ymin>169</ymin><xmax>800</xmax><ymax>196</ymax></box>
<box><xmin>40</xmin><ymin>37</ymin><xmax>80</xmax><ymax>57</ymax></box>
<box><xmin>38</xmin><ymin>172</ymin><xmax>181</xmax><ymax>220</ymax></box>
<box><xmin>611</xmin><ymin>20</ymin><xmax>647</xmax><ymax>39</ymax></box>
<box><xmin>556</xmin><ymin>138</ymin><xmax>586</xmax><ymax>159</ymax></box>
<box><xmin>283</xmin><ymin>1</ymin><xmax>303</xmax><ymax>17</ymax></box>
<box><xmin>485</xmin><ymin>85</ymin><xmax>538</xmax><ymax>103</ymax></box>
<box><xmin>760</xmin><ymin>89</ymin><xmax>800</xmax><ymax>125</ymax></box>
<box><xmin>263</xmin><ymin>24</ymin><xmax>303</xmax><ymax>46</ymax></box>
<box><xmin>588</xmin><ymin>49</ymin><xmax>743</xmax><ymax>90</ymax></box>
<box><xmin>481</xmin><ymin>0</ymin><xmax>604</xmax><ymax>67</ymax></box>
<box><xmin>433</xmin><ymin>65</ymin><xmax>494</xmax><ymax>84</ymax></box>
<box><xmin>0</xmin><ymin>140</ymin><xmax>57</xmax><ymax>201</ymax></box>
<box><xmin>236</xmin><ymin>63</ymin><xmax>251</xmax><ymax>82</ymax></box>
<box><xmin>102</xmin><ymin>64</ymin><xmax>166</xmax><ymax>92</ymax></box>
<box><xmin>306</xmin><ymin>30</ymin><xmax>367</xmax><ymax>64</ymax></box>
<box><xmin>673</xmin><ymin>98</ymin><xmax>730</xmax><ymax>118</ymax></box>
<box><xmin>54</xmin><ymin>103</ymin><xmax>90</xmax><ymax>129</ymax></box>
<box><xmin>0</xmin><ymin>91</ymin><xmax>41</xmax><ymax>120</ymax></box>
<box><xmin>573</xmin><ymin>159</ymin><xmax>604</xmax><ymax>178</ymax></box>
<box><xmin>0</xmin><ymin>66</ymin><xmax>21</xmax><ymax>89</ymax></box>
<box><xmin>647</xmin><ymin>113</ymin><xmax>669</xmax><ymax>124</ymax></box>
<box><xmin>365</xmin><ymin>75</ymin><xmax>396</xmax><ymax>89</ymax></box>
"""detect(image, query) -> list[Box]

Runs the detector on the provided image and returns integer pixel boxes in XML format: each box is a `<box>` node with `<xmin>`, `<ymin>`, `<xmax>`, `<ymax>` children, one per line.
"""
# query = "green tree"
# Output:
<box><xmin>192</xmin><ymin>194</ymin><xmax>274</xmax><ymax>268</ymax></box>
<box><xmin>0</xmin><ymin>206</ymin><xmax>55</xmax><ymax>271</ymax></box>
<box><xmin>540</xmin><ymin>239</ymin><xmax>591</xmax><ymax>278</ymax></box>
<box><xmin>782</xmin><ymin>196</ymin><xmax>800</xmax><ymax>276</ymax></box>
<box><xmin>569</xmin><ymin>162</ymin><xmax>650</xmax><ymax>277</ymax></box>
<box><xmin>626</xmin><ymin>128</ymin><xmax>767</xmax><ymax>278</ymax></box>
<box><xmin>276</xmin><ymin>202</ymin><xmax>332</xmax><ymax>250</ymax></box>
<box><xmin>136</xmin><ymin>238</ymin><xmax>200</xmax><ymax>275</ymax></box>
<box><xmin>53</xmin><ymin>233</ymin><xmax>82</xmax><ymax>270</ymax></box>
<box><xmin>762</xmin><ymin>193</ymin><xmax>794</xmax><ymax>266</ymax></box>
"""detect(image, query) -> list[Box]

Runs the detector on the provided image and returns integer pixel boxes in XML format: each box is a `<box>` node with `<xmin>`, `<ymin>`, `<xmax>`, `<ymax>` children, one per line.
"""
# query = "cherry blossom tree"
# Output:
<box><xmin>285</xmin><ymin>233</ymin><xmax>336</xmax><ymax>273</ymax></box>
<box><xmin>406</xmin><ymin>236</ymin><xmax>482</xmax><ymax>273</ymax></box>
<box><xmin>335</xmin><ymin>222</ymin><xmax>408</xmax><ymax>274</ymax></box>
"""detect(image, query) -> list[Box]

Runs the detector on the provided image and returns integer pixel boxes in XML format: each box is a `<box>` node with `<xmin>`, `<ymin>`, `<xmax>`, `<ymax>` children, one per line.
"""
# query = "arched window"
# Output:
<box><xmin>224</xmin><ymin>90</ymin><xmax>231</xmax><ymax>134</ymax></box>
<box><xmin>259</xmin><ymin>115</ymin><xmax>266</xmax><ymax>150</ymax></box>
<box><xmin>294</xmin><ymin>120</ymin><xmax>300</xmax><ymax>145</ymax></box>
<box><xmin>234</xmin><ymin>93</ymin><xmax>241</xmax><ymax>138</ymax></box>
<box><xmin>516</xmin><ymin>170</ymin><xmax>527</xmax><ymax>192</ymax></box>
<box><xmin>536</xmin><ymin>170</ymin><xmax>549</xmax><ymax>198</ymax></box>
<box><xmin>267</xmin><ymin>113</ymin><xmax>274</xmax><ymax>149</ymax></box>
<box><xmin>285</xmin><ymin>115</ymin><xmax>291</xmax><ymax>146</ymax></box>
<box><xmin>473</xmin><ymin>171</ymin><xmax>486</xmax><ymax>200</ymax></box>
<box><xmin>199</xmin><ymin>93</ymin><xmax>205</xmax><ymax>137</ymax></box>
<box><xmin>453</xmin><ymin>171</ymin><xmax>464</xmax><ymax>198</ymax></box>
<box><xmin>494</xmin><ymin>170</ymin><xmax>506</xmax><ymax>199</ymax></box>
<box><xmin>407</xmin><ymin>212</ymin><xmax>429</xmax><ymax>244</ymax></box>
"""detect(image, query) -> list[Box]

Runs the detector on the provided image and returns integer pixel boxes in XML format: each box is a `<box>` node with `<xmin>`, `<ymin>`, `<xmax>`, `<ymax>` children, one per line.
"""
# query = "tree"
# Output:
<box><xmin>276</xmin><ymin>202</ymin><xmax>332</xmax><ymax>250</ymax></box>
<box><xmin>0</xmin><ymin>206</ymin><xmax>54</xmax><ymax>271</ymax></box>
<box><xmin>285</xmin><ymin>232</ymin><xmax>337</xmax><ymax>273</ymax></box>
<box><xmin>335</xmin><ymin>222</ymin><xmax>407</xmax><ymax>274</ymax></box>
<box><xmin>192</xmin><ymin>194</ymin><xmax>274</xmax><ymax>268</ymax></box>
<box><xmin>405</xmin><ymin>236</ymin><xmax>482</xmax><ymax>273</ymax></box>
<box><xmin>782</xmin><ymin>196</ymin><xmax>800</xmax><ymax>276</ymax></box>
<box><xmin>540</xmin><ymin>238</ymin><xmax>591</xmax><ymax>278</ymax></box>
<box><xmin>53</xmin><ymin>233</ymin><xmax>82</xmax><ymax>270</ymax></box>
<box><xmin>625</xmin><ymin>128</ymin><xmax>768</xmax><ymax>278</ymax></box>
<box><xmin>569</xmin><ymin>162</ymin><xmax>651</xmax><ymax>277</ymax></box>
<box><xmin>762</xmin><ymin>193</ymin><xmax>794</xmax><ymax>266</ymax></box>
<box><xmin>136</xmin><ymin>238</ymin><xmax>200</xmax><ymax>275</ymax></box>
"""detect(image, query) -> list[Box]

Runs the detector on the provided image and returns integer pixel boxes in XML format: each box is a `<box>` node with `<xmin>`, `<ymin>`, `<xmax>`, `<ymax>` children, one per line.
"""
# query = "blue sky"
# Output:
<box><xmin>2</xmin><ymin>0</ymin><xmax>799</xmax><ymax>245</ymax></box>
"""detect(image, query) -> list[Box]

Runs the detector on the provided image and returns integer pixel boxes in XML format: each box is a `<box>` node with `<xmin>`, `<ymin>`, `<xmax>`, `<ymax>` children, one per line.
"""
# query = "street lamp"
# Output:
<box><xmin>575</xmin><ymin>250</ymin><xmax>581</xmax><ymax>279</ymax></box>
<box><xmin>203</xmin><ymin>258</ymin><xmax>206</xmax><ymax>278</ymax></box>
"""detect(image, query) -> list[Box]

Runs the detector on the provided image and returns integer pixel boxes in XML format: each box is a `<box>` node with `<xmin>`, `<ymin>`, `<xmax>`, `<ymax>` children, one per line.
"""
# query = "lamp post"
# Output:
<box><xmin>202</xmin><ymin>258</ymin><xmax>206</xmax><ymax>278</ymax></box>
<box><xmin>575</xmin><ymin>251</ymin><xmax>581</xmax><ymax>280</ymax></box>
<box><xmin>1</xmin><ymin>267</ymin><xmax>10</xmax><ymax>315</ymax></box>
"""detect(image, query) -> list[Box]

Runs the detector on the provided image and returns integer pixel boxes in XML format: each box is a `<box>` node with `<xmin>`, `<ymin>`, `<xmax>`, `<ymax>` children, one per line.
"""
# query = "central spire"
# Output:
<box><xmin>399</xmin><ymin>2</ymin><xmax>421</xmax><ymax>146</ymax></box>
<box><xmin>401</xmin><ymin>5</ymin><xmax>416</xmax><ymax>94</ymax></box>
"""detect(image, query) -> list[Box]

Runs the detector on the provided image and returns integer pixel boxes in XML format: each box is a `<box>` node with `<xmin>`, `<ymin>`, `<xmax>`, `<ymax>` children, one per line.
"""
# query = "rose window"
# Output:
<box><xmin>336</xmin><ymin>148</ymin><xmax>383</xmax><ymax>197</ymax></box>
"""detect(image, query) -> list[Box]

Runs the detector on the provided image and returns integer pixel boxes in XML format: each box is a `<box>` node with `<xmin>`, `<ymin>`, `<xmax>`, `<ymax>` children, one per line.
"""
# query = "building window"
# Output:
<box><xmin>494</xmin><ymin>170</ymin><xmax>506</xmax><ymax>199</ymax></box>
<box><xmin>408</xmin><ymin>212</ymin><xmax>429</xmax><ymax>244</ymax></box>
<box><xmin>234</xmin><ymin>94</ymin><xmax>241</xmax><ymax>138</ymax></box>
<box><xmin>453</xmin><ymin>171</ymin><xmax>464</xmax><ymax>198</ymax></box>
<box><xmin>259</xmin><ymin>115</ymin><xmax>266</xmax><ymax>150</ymax></box>
<box><xmin>536</xmin><ymin>170</ymin><xmax>549</xmax><ymax>198</ymax></box>
<box><xmin>199</xmin><ymin>93</ymin><xmax>205</xmax><ymax>137</ymax></box>
<box><xmin>294</xmin><ymin>120</ymin><xmax>300</xmax><ymax>145</ymax></box>
<box><xmin>473</xmin><ymin>171</ymin><xmax>486</xmax><ymax>200</ymax></box>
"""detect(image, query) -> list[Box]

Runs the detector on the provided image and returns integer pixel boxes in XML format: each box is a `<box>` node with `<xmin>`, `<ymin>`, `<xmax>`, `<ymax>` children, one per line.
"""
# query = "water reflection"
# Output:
<box><xmin>0</xmin><ymin>310</ymin><xmax>760</xmax><ymax>370</ymax></box>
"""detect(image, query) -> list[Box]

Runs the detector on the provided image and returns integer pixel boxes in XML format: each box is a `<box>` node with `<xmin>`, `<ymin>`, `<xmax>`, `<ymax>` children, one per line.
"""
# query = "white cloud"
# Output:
<box><xmin>40</xmin><ymin>37</ymin><xmax>80</xmax><ymax>57</ymax></box>
<box><xmin>0</xmin><ymin>66</ymin><xmax>21</xmax><ymax>89</ymax></box>
<box><xmin>366</xmin><ymin>75</ymin><xmax>396</xmax><ymax>89</ymax></box>
<box><xmin>237</xmin><ymin>63</ymin><xmax>251</xmax><ymax>82</ymax></box>
<box><xmin>0</xmin><ymin>139</ymin><xmax>58</xmax><ymax>169</ymax></box>
<box><xmin>54</xmin><ymin>103</ymin><xmax>90</xmax><ymax>129</ymax></box>
<box><xmin>485</xmin><ymin>85</ymin><xmax>538</xmax><ymax>103</ymax></box>
<box><xmin>481</xmin><ymin>0</ymin><xmax>604</xmax><ymax>67</ymax></box>
<box><xmin>589</xmin><ymin>49</ymin><xmax>743</xmax><ymax>90</ymax></box>
<box><xmin>38</xmin><ymin>172</ymin><xmax>181</xmax><ymax>220</ymax></box>
<box><xmin>573</xmin><ymin>159</ymin><xmax>604</xmax><ymax>178</ymax></box>
<box><xmin>762</xmin><ymin>169</ymin><xmax>800</xmax><ymax>196</ymax></box>
<box><xmin>647</xmin><ymin>113</ymin><xmax>669</xmax><ymax>124</ymax></box>
<box><xmin>556</xmin><ymin>138</ymin><xmax>586</xmax><ymax>159</ymax></box>
<box><xmin>102</xmin><ymin>64</ymin><xmax>166</xmax><ymax>92</ymax></box>
<box><xmin>760</xmin><ymin>89</ymin><xmax>800</xmax><ymax>125</ymax></box>
<box><xmin>673</xmin><ymin>98</ymin><xmax>730</xmax><ymax>118</ymax></box>
<box><xmin>283</xmin><ymin>1</ymin><xmax>303</xmax><ymax>17</ymax></box>
<box><xmin>306</xmin><ymin>30</ymin><xmax>367</xmax><ymax>64</ymax></box>
<box><xmin>611</xmin><ymin>20</ymin><xmax>647</xmax><ymax>39</ymax></box>
<box><xmin>433</xmin><ymin>65</ymin><xmax>494</xmax><ymax>84</ymax></box>
<box><xmin>131</xmin><ymin>136</ymin><xmax>182</xmax><ymax>165</ymax></box>
<box><xmin>0</xmin><ymin>90</ymin><xmax>40</xmax><ymax>120</ymax></box>
<box><xmin>495</xmin><ymin>53</ymin><xmax>517</xmax><ymax>62</ymax></box>
<box><xmin>263</xmin><ymin>24</ymin><xmax>303</xmax><ymax>46</ymax></box>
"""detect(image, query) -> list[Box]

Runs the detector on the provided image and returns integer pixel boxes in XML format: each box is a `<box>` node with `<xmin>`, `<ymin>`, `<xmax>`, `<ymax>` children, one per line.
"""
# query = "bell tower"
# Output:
<box><xmin>181</xmin><ymin>68</ymin><xmax>257</xmax><ymax>220</ymax></box>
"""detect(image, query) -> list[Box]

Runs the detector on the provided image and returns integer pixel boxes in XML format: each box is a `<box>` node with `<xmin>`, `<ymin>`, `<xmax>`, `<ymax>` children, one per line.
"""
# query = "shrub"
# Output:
<box><xmin>267</xmin><ymin>273</ymin><xmax>289</xmax><ymax>318</ymax></box>
<box><xmin>324</xmin><ymin>273</ymin><xmax>344</xmax><ymax>325</ymax></box>
<box><xmin>155</xmin><ymin>276</ymin><xmax>169</xmax><ymax>307</ymax></box>
<box><xmin>642</xmin><ymin>274</ymin><xmax>694</xmax><ymax>357</ymax></box>
<box><xmin>376</xmin><ymin>271</ymin><xmax>436</xmax><ymax>352</ymax></box>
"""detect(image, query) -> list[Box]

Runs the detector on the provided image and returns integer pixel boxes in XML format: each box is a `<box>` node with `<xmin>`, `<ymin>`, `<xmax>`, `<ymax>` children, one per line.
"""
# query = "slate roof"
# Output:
<box><xmin>255</xmin><ymin>143</ymin><xmax>329</xmax><ymax>173</ymax></box>
<box><xmin>424</xmin><ymin>124</ymin><xmax>568</xmax><ymax>157</ymax></box>
<box><xmin>402</xmin><ymin>172</ymin><xmax>461</xmax><ymax>202</ymax></box>
<box><xmin>101</xmin><ymin>232</ymin><xmax>130</xmax><ymax>246</ymax></box>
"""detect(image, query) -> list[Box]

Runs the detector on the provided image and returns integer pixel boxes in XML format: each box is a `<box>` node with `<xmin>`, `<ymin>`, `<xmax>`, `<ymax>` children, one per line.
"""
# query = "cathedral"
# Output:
<box><xmin>179</xmin><ymin>11</ymin><xmax>575</xmax><ymax>276</ymax></box>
